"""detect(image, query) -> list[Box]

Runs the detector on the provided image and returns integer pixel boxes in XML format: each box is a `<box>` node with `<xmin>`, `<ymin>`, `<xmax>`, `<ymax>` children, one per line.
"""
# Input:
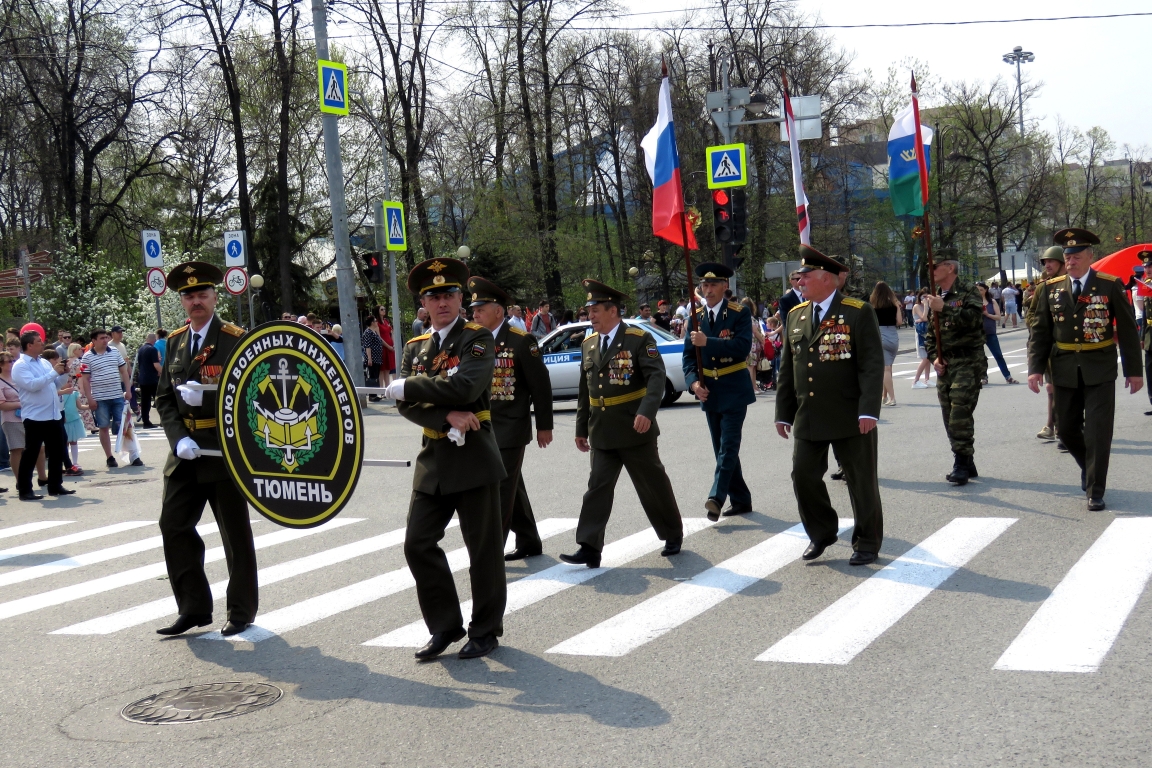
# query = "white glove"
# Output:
<box><xmin>177</xmin><ymin>382</ymin><xmax>204</xmax><ymax>406</ymax></box>
<box><xmin>447</xmin><ymin>427</ymin><xmax>466</xmax><ymax>447</ymax></box>
<box><xmin>175</xmin><ymin>436</ymin><xmax>201</xmax><ymax>460</ymax></box>
<box><xmin>384</xmin><ymin>378</ymin><xmax>406</xmax><ymax>401</ymax></box>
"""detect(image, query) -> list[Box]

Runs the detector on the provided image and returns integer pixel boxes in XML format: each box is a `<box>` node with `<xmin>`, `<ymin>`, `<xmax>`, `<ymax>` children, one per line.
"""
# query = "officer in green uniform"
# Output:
<box><xmin>682</xmin><ymin>262</ymin><xmax>756</xmax><ymax>521</ymax></box>
<box><xmin>775</xmin><ymin>245</ymin><xmax>884</xmax><ymax>566</ymax></box>
<box><xmin>924</xmin><ymin>250</ymin><xmax>987</xmax><ymax>485</ymax></box>
<box><xmin>466</xmin><ymin>276</ymin><xmax>554</xmax><ymax>560</ymax></box>
<box><xmin>386</xmin><ymin>258</ymin><xmax>507</xmax><ymax>660</ymax></box>
<box><xmin>1031</xmin><ymin>246</ymin><xmax>1067</xmax><ymax>442</ymax></box>
<box><xmin>1027</xmin><ymin>228</ymin><xmax>1144</xmax><ymax>511</ymax></box>
<box><xmin>560</xmin><ymin>279</ymin><xmax>684</xmax><ymax>568</ymax></box>
<box><xmin>154</xmin><ymin>262</ymin><xmax>256</xmax><ymax>637</ymax></box>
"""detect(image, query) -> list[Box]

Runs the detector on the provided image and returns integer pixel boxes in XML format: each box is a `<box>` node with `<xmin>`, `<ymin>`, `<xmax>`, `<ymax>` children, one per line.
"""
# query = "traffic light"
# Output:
<box><xmin>712</xmin><ymin>189</ymin><xmax>733</xmax><ymax>243</ymax></box>
<box><xmin>362</xmin><ymin>251</ymin><xmax>384</xmax><ymax>283</ymax></box>
<box><xmin>730</xmin><ymin>189</ymin><xmax>747</xmax><ymax>244</ymax></box>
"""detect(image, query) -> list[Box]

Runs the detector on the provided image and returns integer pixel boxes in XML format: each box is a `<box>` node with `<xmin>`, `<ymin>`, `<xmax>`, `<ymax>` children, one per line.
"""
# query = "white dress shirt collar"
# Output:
<box><xmin>189</xmin><ymin>313</ymin><xmax>216</xmax><ymax>339</ymax></box>
<box><xmin>433</xmin><ymin>316</ymin><xmax>459</xmax><ymax>346</ymax></box>
<box><xmin>598</xmin><ymin>322</ymin><xmax>622</xmax><ymax>349</ymax></box>
<box><xmin>812</xmin><ymin>292</ymin><xmax>837</xmax><ymax>322</ymax></box>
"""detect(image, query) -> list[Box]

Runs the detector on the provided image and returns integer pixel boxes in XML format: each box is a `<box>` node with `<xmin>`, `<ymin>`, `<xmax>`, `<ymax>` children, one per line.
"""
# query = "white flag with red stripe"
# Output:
<box><xmin>782</xmin><ymin>72</ymin><xmax>811</xmax><ymax>245</ymax></box>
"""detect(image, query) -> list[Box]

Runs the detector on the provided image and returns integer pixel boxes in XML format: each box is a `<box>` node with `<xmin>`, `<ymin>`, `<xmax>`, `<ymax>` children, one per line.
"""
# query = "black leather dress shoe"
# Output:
<box><xmin>48</xmin><ymin>487</ymin><xmax>76</xmax><ymax>496</ymax></box>
<box><xmin>220</xmin><ymin>620</ymin><xmax>250</xmax><ymax>636</ymax></box>
<box><xmin>415</xmin><ymin>628</ymin><xmax>466</xmax><ymax>660</ymax></box>
<box><xmin>660</xmin><ymin>538</ymin><xmax>682</xmax><ymax>557</ymax></box>
<box><xmin>559</xmin><ymin>548</ymin><xmax>601</xmax><ymax>568</ymax></box>
<box><xmin>704</xmin><ymin>498</ymin><xmax>722</xmax><ymax>522</ymax></box>
<box><xmin>1087</xmin><ymin>498</ymin><xmax>1106</xmax><ymax>512</ymax></box>
<box><xmin>829</xmin><ymin>468</ymin><xmax>846</xmax><ymax>481</ymax></box>
<box><xmin>458</xmin><ymin>634</ymin><xmax>499</xmax><ymax>659</ymax></box>
<box><xmin>849</xmin><ymin>551</ymin><xmax>878</xmax><ymax>566</ymax></box>
<box><xmin>156</xmin><ymin>613</ymin><xmax>212</xmax><ymax>636</ymax></box>
<box><xmin>802</xmin><ymin>537</ymin><xmax>837</xmax><ymax>561</ymax></box>
<box><xmin>18</xmin><ymin>492</ymin><xmax>43</xmax><ymax>501</ymax></box>
<box><xmin>722</xmin><ymin>503</ymin><xmax>753</xmax><ymax>517</ymax></box>
<box><xmin>504</xmin><ymin>547</ymin><xmax>542</xmax><ymax>562</ymax></box>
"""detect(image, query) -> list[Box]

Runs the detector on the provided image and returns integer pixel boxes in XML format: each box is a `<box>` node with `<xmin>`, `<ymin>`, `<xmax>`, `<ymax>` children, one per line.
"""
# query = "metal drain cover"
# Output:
<box><xmin>121</xmin><ymin>681</ymin><xmax>282</xmax><ymax>724</ymax></box>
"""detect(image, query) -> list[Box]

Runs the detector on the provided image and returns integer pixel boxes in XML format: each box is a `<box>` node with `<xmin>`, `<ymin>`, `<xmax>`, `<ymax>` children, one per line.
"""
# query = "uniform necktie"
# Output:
<box><xmin>601</xmin><ymin>335</ymin><xmax>610</xmax><ymax>357</ymax></box>
<box><xmin>812</xmin><ymin>304</ymin><xmax>821</xmax><ymax>326</ymax></box>
<box><xmin>190</xmin><ymin>333</ymin><xmax>200</xmax><ymax>358</ymax></box>
<box><xmin>430</xmin><ymin>332</ymin><xmax>441</xmax><ymax>357</ymax></box>
<box><xmin>1072</xmin><ymin>279</ymin><xmax>1082</xmax><ymax>301</ymax></box>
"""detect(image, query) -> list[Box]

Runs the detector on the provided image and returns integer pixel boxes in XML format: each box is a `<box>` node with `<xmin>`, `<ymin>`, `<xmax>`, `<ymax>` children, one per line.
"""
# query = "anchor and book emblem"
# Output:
<box><xmin>249</xmin><ymin>358</ymin><xmax>325</xmax><ymax>472</ymax></box>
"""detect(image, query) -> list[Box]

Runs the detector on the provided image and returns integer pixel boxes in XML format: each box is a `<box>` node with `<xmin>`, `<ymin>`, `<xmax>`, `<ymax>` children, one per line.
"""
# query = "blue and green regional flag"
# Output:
<box><xmin>887</xmin><ymin>104</ymin><xmax>933</xmax><ymax>217</ymax></box>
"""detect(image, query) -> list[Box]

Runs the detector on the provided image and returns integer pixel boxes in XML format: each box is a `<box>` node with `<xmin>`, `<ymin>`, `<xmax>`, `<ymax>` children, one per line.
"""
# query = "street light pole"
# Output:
<box><xmin>310</xmin><ymin>0</ymin><xmax>364</xmax><ymax>388</ymax></box>
<box><xmin>1002</xmin><ymin>46</ymin><xmax>1034</xmax><ymax>135</ymax></box>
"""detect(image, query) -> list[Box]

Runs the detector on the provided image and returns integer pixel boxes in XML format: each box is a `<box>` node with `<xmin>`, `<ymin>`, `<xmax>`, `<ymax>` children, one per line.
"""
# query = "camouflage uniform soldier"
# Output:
<box><xmin>924</xmin><ymin>253</ymin><xmax>987</xmax><ymax>485</ymax></box>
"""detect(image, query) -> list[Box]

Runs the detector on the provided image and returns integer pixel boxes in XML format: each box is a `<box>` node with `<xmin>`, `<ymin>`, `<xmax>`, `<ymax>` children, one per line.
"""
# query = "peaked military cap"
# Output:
<box><xmin>1054</xmin><ymin>228</ymin><xmax>1100</xmax><ymax>254</ymax></box>
<box><xmin>1138</xmin><ymin>249</ymin><xmax>1152</xmax><ymax>264</ymax></box>
<box><xmin>581</xmin><ymin>278</ymin><xmax>629</xmax><ymax>307</ymax></box>
<box><xmin>167</xmin><ymin>261</ymin><xmax>224</xmax><ymax>293</ymax></box>
<box><xmin>695</xmin><ymin>262</ymin><xmax>733</xmax><ymax>281</ymax></box>
<box><xmin>796</xmin><ymin>244</ymin><xmax>845</xmax><ymax>275</ymax></box>
<box><xmin>466</xmin><ymin>276</ymin><xmax>512</xmax><ymax>308</ymax></box>
<box><xmin>408</xmin><ymin>257</ymin><xmax>468</xmax><ymax>295</ymax></box>
<box><xmin>1040</xmin><ymin>245</ymin><xmax>1065</xmax><ymax>265</ymax></box>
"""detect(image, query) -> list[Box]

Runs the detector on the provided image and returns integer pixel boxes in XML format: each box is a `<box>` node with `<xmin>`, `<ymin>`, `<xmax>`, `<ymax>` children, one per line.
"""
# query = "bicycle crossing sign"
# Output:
<box><xmin>706</xmin><ymin>143</ymin><xmax>748</xmax><ymax>189</ymax></box>
<box><xmin>317</xmin><ymin>60</ymin><xmax>349</xmax><ymax>116</ymax></box>
<box><xmin>383</xmin><ymin>201</ymin><xmax>406</xmax><ymax>251</ymax></box>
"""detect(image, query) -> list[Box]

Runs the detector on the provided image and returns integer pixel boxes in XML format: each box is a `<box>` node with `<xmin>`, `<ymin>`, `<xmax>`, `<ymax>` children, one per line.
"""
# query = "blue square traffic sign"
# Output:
<box><xmin>384</xmin><ymin>201</ymin><xmax>407</xmax><ymax>251</ymax></box>
<box><xmin>706</xmin><ymin>143</ymin><xmax>748</xmax><ymax>189</ymax></box>
<box><xmin>317</xmin><ymin>60</ymin><xmax>349</xmax><ymax>116</ymax></box>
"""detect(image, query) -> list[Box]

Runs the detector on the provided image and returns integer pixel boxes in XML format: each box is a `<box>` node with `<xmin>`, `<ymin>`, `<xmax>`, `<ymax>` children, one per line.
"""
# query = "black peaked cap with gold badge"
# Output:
<box><xmin>408</xmin><ymin>257</ymin><xmax>469</xmax><ymax>295</ymax></box>
<box><xmin>467</xmin><ymin>276</ymin><xmax>512</xmax><ymax>308</ymax></box>
<box><xmin>167</xmin><ymin>261</ymin><xmax>224</xmax><ymax>293</ymax></box>
<box><xmin>796</xmin><ymin>244</ymin><xmax>845</xmax><ymax>275</ymax></box>
<box><xmin>1054</xmin><ymin>227</ymin><xmax>1100</xmax><ymax>253</ymax></box>
<box><xmin>582</xmin><ymin>278</ymin><xmax>629</xmax><ymax>307</ymax></box>
<box><xmin>695</xmin><ymin>262</ymin><xmax>733</xmax><ymax>281</ymax></box>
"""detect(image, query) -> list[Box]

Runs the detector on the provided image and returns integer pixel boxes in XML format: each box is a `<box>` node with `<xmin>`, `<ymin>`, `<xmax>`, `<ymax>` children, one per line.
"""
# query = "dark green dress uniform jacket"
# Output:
<box><xmin>490</xmin><ymin>321</ymin><xmax>554</xmax><ymax>449</ymax></box>
<box><xmin>682</xmin><ymin>300</ymin><xmax>757</xmax><ymax>413</ymax></box>
<box><xmin>155</xmin><ymin>316</ymin><xmax>246</xmax><ymax>481</ymax></box>
<box><xmin>775</xmin><ymin>293</ymin><xmax>884</xmax><ymax>442</ymax></box>
<box><xmin>923</xmin><ymin>279</ymin><xmax>986</xmax><ymax>364</ymax></box>
<box><xmin>398</xmin><ymin>318</ymin><xmax>506</xmax><ymax>494</ymax></box>
<box><xmin>575</xmin><ymin>325</ymin><xmax>666</xmax><ymax>450</ymax></box>
<box><xmin>1028</xmin><ymin>270</ymin><xmax>1142</xmax><ymax>387</ymax></box>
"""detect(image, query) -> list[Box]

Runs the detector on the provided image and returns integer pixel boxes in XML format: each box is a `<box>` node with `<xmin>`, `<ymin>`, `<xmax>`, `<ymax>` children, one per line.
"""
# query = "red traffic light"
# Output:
<box><xmin>712</xmin><ymin>189</ymin><xmax>729</xmax><ymax>205</ymax></box>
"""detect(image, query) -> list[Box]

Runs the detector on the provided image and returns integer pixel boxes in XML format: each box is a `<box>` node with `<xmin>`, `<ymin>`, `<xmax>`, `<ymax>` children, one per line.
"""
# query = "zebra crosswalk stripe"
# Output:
<box><xmin>0</xmin><ymin>521</ymin><xmax>73</xmax><ymax>541</ymax></box>
<box><xmin>758</xmin><ymin>517</ymin><xmax>1016</xmax><ymax>665</ymax></box>
<box><xmin>547</xmin><ymin>520</ymin><xmax>852</xmax><ymax>658</ymax></box>
<box><xmin>994</xmin><ymin>518</ymin><xmax>1152</xmax><ymax>673</ymax></box>
<box><xmin>0</xmin><ymin>519</ymin><xmax>362</xmax><ymax>622</ymax></box>
<box><xmin>366</xmin><ymin>517</ymin><xmax>716</xmax><ymax>649</ymax></box>
<box><xmin>210</xmin><ymin>518</ymin><xmax>579</xmax><ymax>643</ymax></box>
<box><xmin>0</xmin><ymin>521</ymin><xmax>154</xmax><ymax>564</ymax></box>
<box><xmin>53</xmin><ymin>521</ymin><xmax>456</xmax><ymax>635</ymax></box>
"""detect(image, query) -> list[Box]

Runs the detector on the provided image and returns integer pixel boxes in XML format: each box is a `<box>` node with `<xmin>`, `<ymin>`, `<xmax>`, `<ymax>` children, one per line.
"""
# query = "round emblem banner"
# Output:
<box><xmin>217</xmin><ymin>322</ymin><xmax>364</xmax><ymax>528</ymax></box>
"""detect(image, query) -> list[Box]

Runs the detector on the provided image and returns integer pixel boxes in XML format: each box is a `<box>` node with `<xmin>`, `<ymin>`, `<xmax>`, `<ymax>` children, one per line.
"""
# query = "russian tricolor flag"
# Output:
<box><xmin>641</xmin><ymin>68</ymin><xmax>698</xmax><ymax>250</ymax></box>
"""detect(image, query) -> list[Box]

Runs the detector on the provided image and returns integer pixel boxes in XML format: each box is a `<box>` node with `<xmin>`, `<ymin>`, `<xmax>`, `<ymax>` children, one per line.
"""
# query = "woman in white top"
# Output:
<box><xmin>1000</xmin><ymin>283</ymin><xmax>1019</xmax><ymax>329</ymax></box>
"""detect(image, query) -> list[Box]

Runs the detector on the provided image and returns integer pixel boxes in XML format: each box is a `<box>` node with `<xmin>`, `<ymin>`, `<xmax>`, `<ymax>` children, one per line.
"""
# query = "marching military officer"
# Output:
<box><xmin>1031</xmin><ymin>246</ymin><xmax>1068</xmax><ymax>443</ymax></box>
<box><xmin>924</xmin><ymin>250</ymin><xmax>987</xmax><ymax>485</ymax></box>
<box><xmin>466</xmin><ymin>276</ymin><xmax>554</xmax><ymax>560</ymax></box>
<box><xmin>682</xmin><ymin>262</ymin><xmax>756</xmax><ymax>521</ymax></box>
<box><xmin>385</xmin><ymin>258</ymin><xmax>507</xmax><ymax>660</ymax></box>
<box><xmin>560</xmin><ymin>280</ymin><xmax>684</xmax><ymax>568</ymax></box>
<box><xmin>154</xmin><ymin>262</ymin><xmax>256</xmax><ymax>637</ymax></box>
<box><xmin>775</xmin><ymin>245</ymin><xmax>885</xmax><ymax>566</ymax></box>
<box><xmin>1027</xmin><ymin>228</ymin><xmax>1144</xmax><ymax>511</ymax></box>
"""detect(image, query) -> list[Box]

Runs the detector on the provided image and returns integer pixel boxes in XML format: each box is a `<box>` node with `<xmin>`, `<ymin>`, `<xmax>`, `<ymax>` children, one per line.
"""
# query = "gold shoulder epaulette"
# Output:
<box><xmin>508</xmin><ymin>325</ymin><xmax>528</xmax><ymax>336</ymax></box>
<box><xmin>694</xmin><ymin>307</ymin><xmax>704</xmax><ymax>315</ymax></box>
<box><xmin>625</xmin><ymin>327</ymin><xmax>646</xmax><ymax>336</ymax></box>
<box><xmin>407</xmin><ymin>333</ymin><xmax>431</xmax><ymax>344</ymax></box>
<box><xmin>465</xmin><ymin>321</ymin><xmax>485</xmax><ymax>331</ymax></box>
<box><xmin>1046</xmin><ymin>276</ymin><xmax>1066</xmax><ymax>285</ymax></box>
<box><xmin>1096</xmin><ymin>272</ymin><xmax>1118</xmax><ymax>282</ymax></box>
<box><xmin>790</xmin><ymin>301</ymin><xmax>810</xmax><ymax>312</ymax></box>
<box><xmin>221</xmin><ymin>323</ymin><xmax>245</xmax><ymax>337</ymax></box>
<box><xmin>169</xmin><ymin>325</ymin><xmax>190</xmax><ymax>337</ymax></box>
<box><xmin>728</xmin><ymin>300</ymin><xmax>744</xmax><ymax>312</ymax></box>
<box><xmin>841</xmin><ymin>297</ymin><xmax>865</xmax><ymax>308</ymax></box>
<box><xmin>585</xmin><ymin>331</ymin><xmax>599</xmax><ymax>339</ymax></box>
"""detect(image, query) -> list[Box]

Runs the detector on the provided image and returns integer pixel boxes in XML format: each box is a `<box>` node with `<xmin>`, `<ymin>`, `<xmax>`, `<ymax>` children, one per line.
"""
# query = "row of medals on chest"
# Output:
<box><xmin>491</xmin><ymin>346</ymin><xmax>517</xmax><ymax>400</ymax></box>
<box><xmin>607</xmin><ymin>349</ymin><xmax>633</xmax><ymax>383</ymax></box>
<box><xmin>1051</xmin><ymin>289</ymin><xmax>1111</xmax><ymax>342</ymax></box>
<box><xmin>796</xmin><ymin>314</ymin><xmax>852</xmax><ymax>362</ymax></box>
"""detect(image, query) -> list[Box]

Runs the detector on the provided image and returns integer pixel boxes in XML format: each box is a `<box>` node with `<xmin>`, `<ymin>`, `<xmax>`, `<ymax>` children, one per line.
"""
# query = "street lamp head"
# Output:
<box><xmin>746</xmin><ymin>93</ymin><xmax>769</xmax><ymax>116</ymax></box>
<box><xmin>456</xmin><ymin>245</ymin><xmax>470</xmax><ymax>260</ymax></box>
<box><xmin>1003</xmin><ymin>46</ymin><xmax>1034</xmax><ymax>64</ymax></box>
<box><xmin>249</xmin><ymin>274</ymin><xmax>265</xmax><ymax>289</ymax></box>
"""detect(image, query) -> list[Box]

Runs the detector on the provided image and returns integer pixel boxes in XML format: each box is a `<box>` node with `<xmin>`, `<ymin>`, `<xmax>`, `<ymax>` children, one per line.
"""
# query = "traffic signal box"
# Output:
<box><xmin>362</xmin><ymin>252</ymin><xmax>384</xmax><ymax>283</ymax></box>
<box><xmin>712</xmin><ymin>189</ymin><xmax>748</xmax><ymax>269</ymax></box>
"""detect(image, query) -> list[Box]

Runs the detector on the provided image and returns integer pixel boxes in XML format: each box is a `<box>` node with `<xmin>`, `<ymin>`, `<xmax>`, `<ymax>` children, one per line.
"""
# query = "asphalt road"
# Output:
<box><xmin>2</xmin><ymin>327</ymin><xmax>1151</xmax><ymax>767</ymax></box>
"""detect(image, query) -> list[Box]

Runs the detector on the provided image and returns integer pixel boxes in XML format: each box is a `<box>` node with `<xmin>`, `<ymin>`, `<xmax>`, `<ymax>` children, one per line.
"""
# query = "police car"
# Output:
<box><xmin>537</xmin><ymin>320</ymin><xmax>687</xmax><ymax>405</ymax></box>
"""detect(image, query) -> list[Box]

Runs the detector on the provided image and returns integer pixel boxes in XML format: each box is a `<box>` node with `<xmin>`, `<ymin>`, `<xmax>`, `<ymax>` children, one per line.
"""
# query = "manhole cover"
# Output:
<box><xmin>121</xmin><ymin>681</ymin><xmax>282</xmax><ymax>724</ymax></box>
<box><xmin>90</xmin><ymin>478</ymin><xmax>155</xmax><ymax>488</ymax></box>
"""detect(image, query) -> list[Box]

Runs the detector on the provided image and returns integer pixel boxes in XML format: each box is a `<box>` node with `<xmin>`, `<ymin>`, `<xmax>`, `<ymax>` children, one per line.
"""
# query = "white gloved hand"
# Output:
<box><xmin>175</xmin><ymin>436</ymin><xmax>201</xmax><ymax>460</ymax></box>
<box><xmin>384</xmin><ymin>378</ymin><xmax>406</xmax><ymax>401</ymax></box>
<box><xmin>447</xmin><ymin>427</ymin><xmax>466</xmax><ymax>447</ymax></box>
<box><xmin>177</xmin><ymin>382</ymin><xmax>204</xmax><ymax>406</ymax></box>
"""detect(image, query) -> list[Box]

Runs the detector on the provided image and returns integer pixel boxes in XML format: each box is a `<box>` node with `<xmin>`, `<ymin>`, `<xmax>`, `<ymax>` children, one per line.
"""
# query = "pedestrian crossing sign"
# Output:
<box><xmin>317</xmin><ymin>60</ymin><xmax>349</xmax><ymax>116</ymax></box>
<box><xmin>706</xmin><ymin>143</ymin><xmax>748</xmax><ymax>189</ymax></box>
<box><xmin>383</xmin><ymin>201</ymin><xmax>407</xmax><ymax>251</ymax></box>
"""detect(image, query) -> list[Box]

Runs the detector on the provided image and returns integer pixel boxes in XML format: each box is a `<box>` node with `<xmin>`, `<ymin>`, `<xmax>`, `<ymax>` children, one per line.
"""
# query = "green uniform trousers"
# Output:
<box><xmin>498</xmin><ymin>446</ymin><xmax>542</xmax><ymax>551</ymax></box>
<box><xmin>1054</xmin><ymin>370</ymin><xmax>1116</xmax><ymax>499</ymax></box>
<box><xmin>404</xmin><ymin>483</ymin><xmax>506</xmax><ymax>638</ymax></box>
<box><xmin>936</xmin><ymin>355</ymin><xmax>985</xmax><ymax>457</ymax></box>
<box><xmin>576</xmin><ymin>441</ymin><xmax>683</xmax><ymax>553</ymax></box>
<box><xmin>791</xmin><ymin>431</ymin><xmax>883</xmax><ymax>554</ymax></box>
<box><xmin>159</xmin><ymin>460</ymin><xmax>258</xmax><ymax>624</ymax></box>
